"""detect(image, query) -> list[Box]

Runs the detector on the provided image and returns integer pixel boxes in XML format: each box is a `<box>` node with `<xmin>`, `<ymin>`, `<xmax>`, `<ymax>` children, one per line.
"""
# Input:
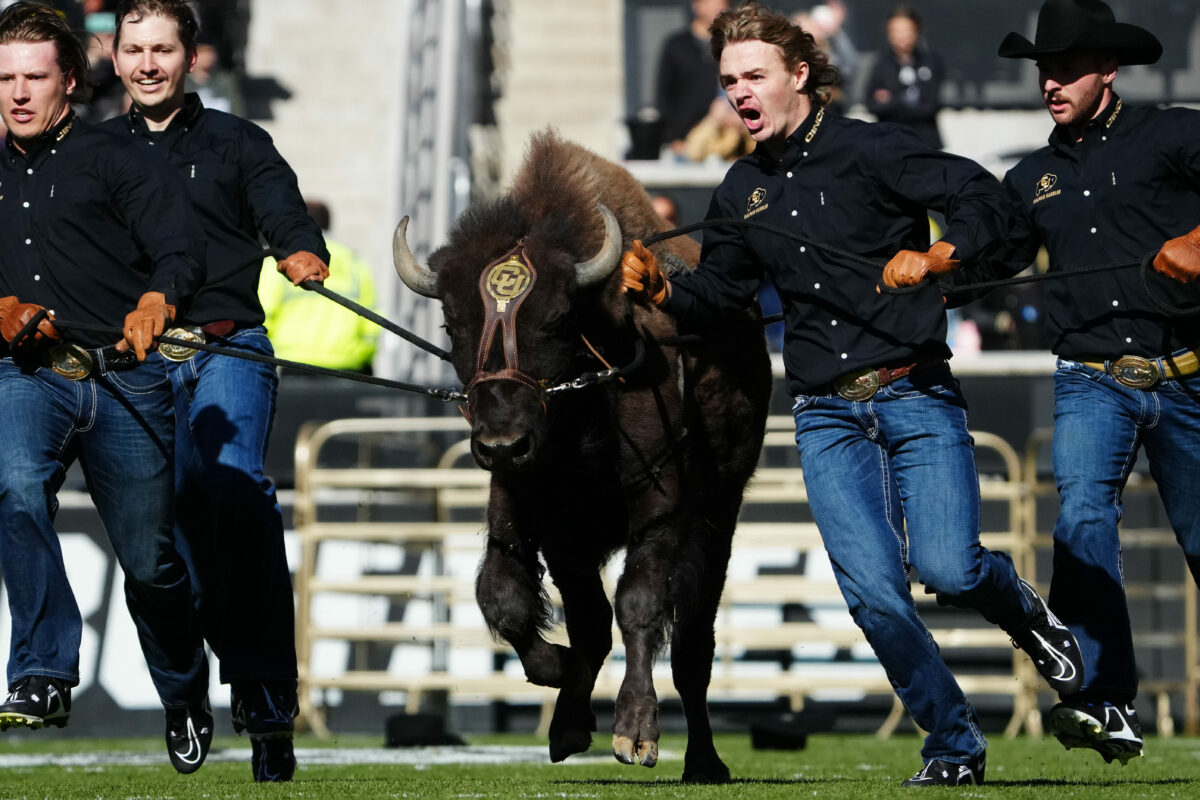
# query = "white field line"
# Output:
<box><xmin>0</xmin><ymin>745</ymin><xmax>678</xmax><ymax>768</ymax></box>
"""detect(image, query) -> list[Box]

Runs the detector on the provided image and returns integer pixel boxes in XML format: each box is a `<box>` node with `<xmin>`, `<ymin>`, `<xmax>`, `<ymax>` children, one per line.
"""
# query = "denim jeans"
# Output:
<box><xmin>792</xmin><ymin>364</ymin><xmax>1029</xmax><ymax>763</ymax></box>
<box><xmin>1050</xmin><ymin>359</ymin><xmax>1200</xmax><ymax>702</ymax></box>
<box><xmin>0</xmin><ymin>355</ymin><xmax>208</xmax><ymax>705</ymax></box>
<box><xmin>167</xmin><ymin>327</ymin><xmax>297</xmax><ymax>684</ymax></box>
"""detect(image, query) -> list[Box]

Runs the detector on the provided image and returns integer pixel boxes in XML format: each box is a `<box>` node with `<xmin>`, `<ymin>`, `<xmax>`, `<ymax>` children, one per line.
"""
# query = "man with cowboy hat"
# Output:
<box><xmin>895</xmin><ymin>0</ymin><xmax>1200</xmax><ymax>765</ymax></box>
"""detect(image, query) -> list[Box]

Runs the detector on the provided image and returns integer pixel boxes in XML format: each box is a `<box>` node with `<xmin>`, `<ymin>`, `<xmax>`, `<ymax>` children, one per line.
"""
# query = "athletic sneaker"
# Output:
<box><xmin>251</xmin><ymin>734</ymin><xmax>297</xmax><ymax>782</ymax></box>
<box><xmin>1008</xmin><ymin>579</ymin><xmax>1084</xmax><ymax>696</ymax></box>
<box><xmin>232</xmin><ymin>680</ymin><xmax>298</xmax><ymax>782</ymax></box>
<box><xmin>0</xmin><ymin>676</ymin><xmax>70</xmax><ymax>730</ymax></box>
<box><xmin>164</xmin><ymin>697</ymin><xmax>213</xmax><ymax>774</ymax></box>
<box><xmin>1047</xmin><ymin>698</ymin><xmax>1144</xmax><ymax>765</ymax></box>
<box><xmin>901</xmin><ymin>753</ymin><xmax>986</xmax><ymax>787</ymax></box>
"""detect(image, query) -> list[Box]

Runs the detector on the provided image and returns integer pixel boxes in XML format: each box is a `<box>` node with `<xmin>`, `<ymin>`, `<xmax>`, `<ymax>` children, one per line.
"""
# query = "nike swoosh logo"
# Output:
<box><xmin>174</xmin><ymin>718</ymin><xmax>203</xmax><ymax>764</ymax></box>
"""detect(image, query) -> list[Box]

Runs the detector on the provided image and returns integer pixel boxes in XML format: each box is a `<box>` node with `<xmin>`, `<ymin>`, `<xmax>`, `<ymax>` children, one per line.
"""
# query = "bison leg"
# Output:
<box><xmin>610</xmin><ymin>533</ymin><xmax>671</xmax><ymax>769</ymax></box>
<box><xmin>669</xmin><ymin>520</ymin><xmax>734</xmax><ymax>784</ymax></box>
<box><xmin>545</xmin><ymin>568</ymin><xmax>612</xmax><ymax>762</ymax></box>
<box><xmin>475</xmin><ymin>536</ymin><xmax>599</xmax><ymax>762</ymax></box>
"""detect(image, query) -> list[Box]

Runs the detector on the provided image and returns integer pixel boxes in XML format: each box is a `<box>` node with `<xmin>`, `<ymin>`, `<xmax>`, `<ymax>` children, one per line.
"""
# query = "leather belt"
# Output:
<box><xmin>831</xmin><ymin>357</ymin><xmax>946</xmax><ymax>401</ymax></box>
<box><xmin>1081</xmin><ymin>348</ymin><xmax>1200</xmax><ymax>389</ymax></box>
<box><xmin>44</xmin><ymin>342</ymin><xmax>139</xmax><ymax>380</ymax></box>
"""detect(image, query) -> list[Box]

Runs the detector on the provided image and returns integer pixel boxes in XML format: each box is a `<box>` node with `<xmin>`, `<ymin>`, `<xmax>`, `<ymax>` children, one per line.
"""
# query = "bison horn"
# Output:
<box><xmin>574</xmin><ymin>204</ymin><xmax>622</xmax><ymax>288</ymax></box>
<box><xmin>392</xmin><ymin>216</ymin><xmax>439</xmax><ymax>298</ymax></box>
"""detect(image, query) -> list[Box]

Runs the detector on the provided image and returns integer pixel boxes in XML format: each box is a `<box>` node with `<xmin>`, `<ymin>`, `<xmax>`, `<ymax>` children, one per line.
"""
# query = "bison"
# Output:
<box><xmin>393</xmin><ymin>130</ymin><xmax>771</xmax><ymax>782</ymax></box>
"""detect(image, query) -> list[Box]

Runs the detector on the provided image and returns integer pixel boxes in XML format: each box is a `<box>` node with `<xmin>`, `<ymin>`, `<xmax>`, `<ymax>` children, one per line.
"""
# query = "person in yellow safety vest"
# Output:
<box><xmin>259</xmin><ymin>201</ymin><xmax>379</xmax><ymax>374</ymax></box>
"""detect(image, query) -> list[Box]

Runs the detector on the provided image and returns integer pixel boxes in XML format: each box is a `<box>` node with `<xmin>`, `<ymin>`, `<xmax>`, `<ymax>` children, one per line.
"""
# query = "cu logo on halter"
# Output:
<box><xmin>1035</xmin><ymin>173</ymin><xmax>1058</xmax><ymax>196</ymax></box>
<box><xmin>486</xmin><ymin>257</ymin><xmax>532</xmax><ymax>311</ymax></box>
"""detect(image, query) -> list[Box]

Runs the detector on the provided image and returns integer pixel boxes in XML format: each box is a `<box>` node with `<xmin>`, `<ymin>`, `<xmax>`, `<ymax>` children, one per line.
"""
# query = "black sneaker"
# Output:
<box><xmin>1008</xmin><ymin>579</ymin><xmax>1084</xmax><ymax>695</ymax></box>
<box><xmin>1048</xmin><ymin>698</ymin><xmax>1144</xmax><ymax>765</ymax></box>
<box><xmin>0</xmin><ymin>676</ymin><xmax>70</xmax><ymax>730</ymax></box>
<box><xmin>901</xmin><ymin>753</ymin><xmax>986</xmax><ymax>787</ymax></box>
<box><xmin>164</xmin><ymin>697</ymin><xmax>213</xmax><ymax>774</ymax></box>
<box><xmin>232</xmin><ymin>680</ymin><xmax>298</xmax><ymax>782</ymax></box>
<box><xmin>251</xmin><ymin>733</ymin><xmax>297</xmax><ymax>782</ymax></box>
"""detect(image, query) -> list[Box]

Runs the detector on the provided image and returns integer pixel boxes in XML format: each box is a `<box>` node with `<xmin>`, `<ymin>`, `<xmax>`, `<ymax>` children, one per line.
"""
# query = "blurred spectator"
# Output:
<box><xmin>792</xmin><ymin>1</ymin><xmax>859</xmax><ymax>112</ymax></box>
<box><xmin>865</xmin><ymin>4</ymin><xmax>944</xmax><ymax>149</ymax></box>
<box><xmin>681</xmin><ymin>97</ymin><xmax>754</xmax><ymax>163</ymax></box>
<box><xmin>650</xmin><ymin>193</ymin><xmax>680</xmax><ymax>228</ymax></box>
<box><xmin>654</xmin><ymin>0</ymin><xmax>728</xmax><ymax>157</ymax></box>
<box><xmin>188</xmin><ymin>30</ymin><xmax>244</xmax><ymax>116</ymax></box>
<box><xmin>259</xmin><ymin>201</ymin><xmax>379</xmax><ymax>374</ymax></box>
<box><xmin>80</xmin><ymin>9</ymin><xmax>125</xmax><ymax>121</ymax></box>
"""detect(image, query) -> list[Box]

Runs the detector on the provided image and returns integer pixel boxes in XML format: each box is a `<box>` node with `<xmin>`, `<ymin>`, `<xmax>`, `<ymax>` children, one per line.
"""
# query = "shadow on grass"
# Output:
<box><xmin>553</xmin><ymin>776</ymin><xmax>1200</xmax><ymax>788</ymax></box>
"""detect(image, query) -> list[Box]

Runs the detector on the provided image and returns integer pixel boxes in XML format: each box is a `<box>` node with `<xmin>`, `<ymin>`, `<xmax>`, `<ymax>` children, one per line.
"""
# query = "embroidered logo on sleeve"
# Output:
<box><xmin>1033</xmin><ymin>172</ymin><xmax>1060</xmax><ymax>205</ymax></box>
<box><xmin>745</xmin><ymin>187</ymin><xmax>768</xmax><ymax>219</ymax></box>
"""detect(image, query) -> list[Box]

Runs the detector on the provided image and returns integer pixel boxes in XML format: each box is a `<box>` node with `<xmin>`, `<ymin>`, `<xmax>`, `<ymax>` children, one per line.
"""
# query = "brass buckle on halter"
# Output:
<box><xmin>833</xmin><ymin>367</ymin><xmax>881</xmax><ymax>401</ymax></box>
<box><xmin>158</xmin><ymin>326</ymin><xmax>204</xmax><ymax>362</ymax></box>
<box><xmin>1109</xmin><ymin>355</ymin><xmax>1160</xmax><ymax>389</ymax></box>
<box><xmin>44</xmin><ymin>343</ymin><xmax>94</xmax><ymax>380</ymax></box>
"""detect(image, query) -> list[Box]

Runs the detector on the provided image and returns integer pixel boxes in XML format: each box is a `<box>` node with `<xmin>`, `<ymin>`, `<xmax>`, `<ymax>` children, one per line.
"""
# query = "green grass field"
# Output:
<box><xmin>0</xmin><ymin>731</ymin><xmax>1197</xmax><ymax>799</ymax></box>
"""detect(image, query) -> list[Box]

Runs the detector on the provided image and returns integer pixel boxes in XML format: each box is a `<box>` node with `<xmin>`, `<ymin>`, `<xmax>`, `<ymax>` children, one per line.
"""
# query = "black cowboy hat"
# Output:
<box><xmin>998</xmin><ymin>0</ymin><xmax>1162</xmax><ymax>65</ymax></box>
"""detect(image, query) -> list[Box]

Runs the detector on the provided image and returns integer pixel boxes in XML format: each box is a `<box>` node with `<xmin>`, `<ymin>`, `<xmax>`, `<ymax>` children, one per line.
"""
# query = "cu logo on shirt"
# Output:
<box><xmin>745</xmin><ymin>187</ymin><xmax>769</xmax><ymax>218</ymax></box>
<box><xmin>1035</xmin><ymin>173</ymin><xmax>1058</xmax><ymax>196</ymax></box>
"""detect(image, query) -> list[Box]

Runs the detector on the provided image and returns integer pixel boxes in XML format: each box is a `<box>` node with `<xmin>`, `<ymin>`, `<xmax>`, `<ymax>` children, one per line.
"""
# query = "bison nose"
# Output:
<box><xmin>473</xmin><ymin>432</ymin><xmax>533</xmax><ymax>471</ymax></box>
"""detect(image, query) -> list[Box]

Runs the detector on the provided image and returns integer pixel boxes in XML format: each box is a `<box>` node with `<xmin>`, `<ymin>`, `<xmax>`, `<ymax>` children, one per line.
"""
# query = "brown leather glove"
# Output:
<box><xmin>882</xmin><ymin>240</ymin><xmax>961</xmax><ymax>288</ymax></box>
<box><xmin>0</xmin><ymin>296</ymin><xmax>19</xmax><ymax>338</ymax></box>
<box><xmin>0</xmin><ymin>301</ymin><xmax>59</xmax><ymax>347</ymax></box>
<box><xmin>277</xmin><ymin>250</ymin><xmax>330</xmax><ymax>285</ymax></box>
<box><xmin>119</xmin><ymin>291</ymin><xmax>176</xmax><ymax>361</ymax></box>
<box><xmin>1152</xmin><ymin>224</ymin><xmax>1200</xmax><ymax>283</ymax></box>
<box><xmin>620</xmin><ymin>240</ymin><xmax>670</xmax><ymax>305</ymax></box>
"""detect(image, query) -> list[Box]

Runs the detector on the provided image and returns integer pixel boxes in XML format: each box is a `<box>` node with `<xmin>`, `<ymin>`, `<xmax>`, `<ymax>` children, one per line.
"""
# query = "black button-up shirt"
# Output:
<box><xmin>665</xmin><ymin>108</ymin><xmax>1017</xmax><ymax>396</ymax></box>
<box><xmin>102</xmin><ymin>94</ymin><xmax>328</xmax><ymax>328</ymax></box>
<box><xmin>0</xmin><ymin>111</ymin><xmax>205</xmax><ymax>348</ymax></box>
<box><xmin>997</xmin><ymin>97</ymin><xmax>1200</xmax><ymax>359</ymax></box>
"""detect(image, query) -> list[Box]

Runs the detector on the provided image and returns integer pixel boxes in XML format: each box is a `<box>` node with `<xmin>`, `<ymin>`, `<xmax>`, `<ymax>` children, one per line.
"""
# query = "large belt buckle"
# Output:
<box><xmin>1110</xmin><ymin>355</ymin><xmax>1160</xmax><ymax>389</ymax></box>
<box><xmin>44</xmin><ymin>343</ymin><xmax>93</xmax><ymax>380</ymax></box>
<box><xmin>159</xmin><ymin>326</ymin><xmax>203</xmax><ymax>362</ymax></box>
<box><xmin>833</xmin><ymin>367</ymin><xmax>881</xmax><ymax>401</ymax></box>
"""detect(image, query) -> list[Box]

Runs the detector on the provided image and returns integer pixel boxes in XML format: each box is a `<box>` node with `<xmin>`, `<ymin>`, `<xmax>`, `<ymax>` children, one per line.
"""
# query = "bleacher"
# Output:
<box><xmin>291</xmin><ymin>412</ymin><xmax>1200</xmax><ymax>739</ymax></box>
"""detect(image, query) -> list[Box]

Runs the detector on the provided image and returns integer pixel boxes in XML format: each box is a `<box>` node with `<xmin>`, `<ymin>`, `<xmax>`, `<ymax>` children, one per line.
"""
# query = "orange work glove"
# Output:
<box><xmin>882</xmin><ymin>240</ymin><xmax>961</xmax><ymax>288</ymax></box>
<box><xmin>277</xmin><ymin>250</ymin><xmax>330</xmax><ymax>285</ymax></box>
<box><xmin>119</xmin><ymin>291</ymin><xmax>176</xmax><ymax>361</ymax></box>
<box><xmin>1152</xmin><ymin>224</ymin><xmax>1200</xmax><ymax>283</ymax></box>
<box><xmin>0</xmin><ymin>295</ymin><xmax>17</xmax><ymax>324</ymax></box>
<box><xmin>620</xmin><ymin>240</ymin><xmax>670</xmax><ymax>305</ymax></box>
<box><xmin>0</xmin><ymin>301</ymin><xmax>59</xmax><ymax>347</ymax></box>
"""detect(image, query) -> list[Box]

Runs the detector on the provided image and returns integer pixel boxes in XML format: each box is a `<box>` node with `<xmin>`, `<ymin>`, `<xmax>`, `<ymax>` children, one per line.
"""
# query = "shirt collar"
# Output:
<box><xmin>6</xmin><ymin>108</ymin><xmax>77</xmax><ymax>160</ymax></box>
<box><xmin>127</xmin><ymin>92</ymin><xmax>205</xmax><ymax>135</ymax></box>
<box><xmin>756</xmin><ymin>104</ymin><xmax>827</xmax><ymax>169</ymax></box>
<box><xmin>1050</xmin><ymin>94</ymin><xmax>1124</xmax><ymax>152</ymax></box>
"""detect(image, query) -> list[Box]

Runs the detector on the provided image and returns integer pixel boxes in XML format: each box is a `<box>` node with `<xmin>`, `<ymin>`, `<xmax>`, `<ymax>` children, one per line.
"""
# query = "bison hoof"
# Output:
<box><xmin>682</xmin><ymin>761</ymin><xmax>731</xmax><ymax>784</ymax></box>
<box><xmin>548</xmin><ymin>729</ymin><xmax>592</xmax><ymax>763</ymax></box>
<box><xmin>612</xmin><ymin>734</ymin><xmax>658</xmax><ymax>767</ymax></box>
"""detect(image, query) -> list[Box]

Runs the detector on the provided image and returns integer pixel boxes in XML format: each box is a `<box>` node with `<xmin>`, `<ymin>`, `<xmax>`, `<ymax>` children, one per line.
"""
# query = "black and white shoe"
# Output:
<box><xmin>0</xmin><ymin>676</ymin><xmax>70</xmax><ymax>730</ymax></box>
<box><xmin>251</xmin><ymin>733</ymin><xmax>297</xmax><ymax>782</ymax></box>
<box><xmin>164</xmin><ymin>697</ymin><xmax>213</xmax><ymax>774</ymax></box>
<box><xmin>232</xmin><ymin>680</ymin><xmax>298</xmax><ymax>782</ymax></box>
<box><xmin>1008</xmin><ymin>579</ymin><xmax>1084</xmax><ymax>696</ymax></box>
<box><xmin>901</xmin><ymin>753</ymin><xmax>986</xmax><ymax>787</ymax></box>
<box><xmin>1048</xmin><ymin>698</ymin><xmax>1144</xmax><ymax>765</ymax></box>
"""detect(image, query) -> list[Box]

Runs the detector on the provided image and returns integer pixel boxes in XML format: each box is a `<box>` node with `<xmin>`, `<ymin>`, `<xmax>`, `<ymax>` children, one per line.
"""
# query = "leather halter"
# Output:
<box><xmin>466</xmin><ymin>244</ymin><xmax>545</xmax><ymax>403</ymax></box>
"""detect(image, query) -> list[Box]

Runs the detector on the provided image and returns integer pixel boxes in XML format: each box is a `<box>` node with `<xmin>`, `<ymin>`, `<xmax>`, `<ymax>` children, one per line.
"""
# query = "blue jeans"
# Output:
<box><xmin>1050</xmin><ymin>359</ymin><xmax>1200</xmax><ymax>702</ymax></box>
<box><xmin>792</xmin><ymin>364</ymin><xmax>1029</xmax><ymax>763</ymax></box>
<box><xmin>167</xmin><ymin>328</ymin><xmax>296</xmax><ymax>684</ymax></box>
<box><xmin>0</xmin><ymin>355</ymin><xmax>208</xmax><ymax>705</ymax></box>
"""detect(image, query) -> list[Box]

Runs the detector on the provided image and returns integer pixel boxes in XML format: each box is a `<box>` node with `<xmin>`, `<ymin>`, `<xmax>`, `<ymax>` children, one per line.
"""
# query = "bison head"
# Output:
<box><xmin>394</xmin><ymin>203</ymin><xmax>622</xmax><ymax>472</ymax></box>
